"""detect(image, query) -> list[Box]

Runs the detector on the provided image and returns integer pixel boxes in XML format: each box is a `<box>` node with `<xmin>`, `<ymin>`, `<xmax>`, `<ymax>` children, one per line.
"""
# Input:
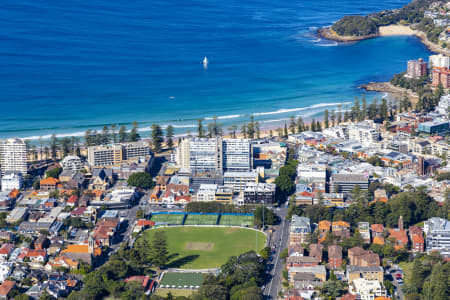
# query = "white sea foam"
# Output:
<box><xmin>254</xmin><ymin>102</ymin><xmax>350</xmax><ymax>116</ymax></box>
<box><xmin>204</xmin><ymin>114</ymin><xmax>241</xmax><ymax>120</ymax></box>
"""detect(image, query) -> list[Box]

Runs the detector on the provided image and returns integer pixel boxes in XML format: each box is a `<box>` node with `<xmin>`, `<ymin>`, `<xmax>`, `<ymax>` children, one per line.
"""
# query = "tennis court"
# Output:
<box><xmin>219</xmin><ymin>214</ymin><xmax>254</xmax><ymax>226</ymax></box>
<box><xmin>150</xmin><ymin>213</ymin><xmax>185</xmax><ymax>225</ymax></box>
<box><xmin>159</xmin><ymin>272</ymin><xmax>204</xmax><ymax>289</ymax></box>
<box><xmin>184</xmin><ymin>214</ymin><xmax>218</xmax><ymax>225</ymax></box>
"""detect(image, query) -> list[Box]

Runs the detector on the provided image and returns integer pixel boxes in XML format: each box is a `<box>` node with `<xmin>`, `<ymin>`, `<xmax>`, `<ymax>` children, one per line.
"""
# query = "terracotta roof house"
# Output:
<box><xmin>318</xmin><ymin>220</ymin><xmax>331</xmax><ymax>232</ymax></box>
<box><xmin>0</xmin><ymin>280</ymin><xmax>15</xmax><ymax>300</ymax></box>
<box><xmin>332</xmin><ymin>221</ymin><xmax>351</xmax><ymax>239</ymax></box>
<box><xmin>348</xmin><ymin>247</ymin><xmax>380</xmax><ymax>267</ymax></box>
<box><xmin>388</xmin><ymin>228</ymin><xmax>408</xmax><ymax>250</ymax></box>
<box><xmin>40</xmin><ymin>177</ymin><xmax>60</xmax><ymax>191</ymax></box>
<box><xmin>0</xmin><ymin>244</ymin><xmax>14</xmax><ymax>261</ymax></box>
<box><xmin>67</xmin><ymin>195</ymin><xmax>79</xmax><ymax>207</ymax></box>
<box><xmin>45</xmin><ymin>255</ymin><xmax>79</xmax><ymax>271</ymax></box>
<box><xmin>411</xmin><ymin>234</ymin><xmax>425</xmax><ymax>252</ymax></box>
<box><xmin>328</xmin><ymin>245</ymin><xmax>343</xmax><ymax>269</ymax></box>
<box><xmin>371</xmin><ymin>224</ymin><xmax>384</xmax><ymax>238</ymax></box>
<box><xmin>408</xmin><ymin>225</ymin><xmax>422</xmax><ymax>237</ymax></box>
<box><xmin>309</xmin><ymin>244</ymin><xmax>324</xmax><ymax>262</ymax></box>
<box><xmin>124</xmin><ymin>276</ymin><xmax>155</xmax><ymax>294</ymax></box>
<box><xmin>26</xmin><ymin>249</ymin><xmax>47</xmax><ymax>262</ymax></box>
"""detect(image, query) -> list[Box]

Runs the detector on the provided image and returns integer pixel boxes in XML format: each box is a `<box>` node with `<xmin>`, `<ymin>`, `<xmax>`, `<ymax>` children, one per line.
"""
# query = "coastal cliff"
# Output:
<box><xmin>317</xmin><ymin>28</ymin><xmax>377</xmax><ymax>42</ymax></box>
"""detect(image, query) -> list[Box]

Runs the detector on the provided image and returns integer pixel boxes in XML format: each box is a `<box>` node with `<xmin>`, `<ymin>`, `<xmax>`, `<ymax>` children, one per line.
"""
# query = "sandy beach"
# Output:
<box><xmin>378</xmin><ymin>24</ymin><xmax>415</xmax><ymax>36</ymax></box>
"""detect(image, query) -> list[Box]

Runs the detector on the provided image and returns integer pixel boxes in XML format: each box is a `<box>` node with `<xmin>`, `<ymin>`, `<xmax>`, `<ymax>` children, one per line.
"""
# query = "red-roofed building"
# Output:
<box><xmin>26</xmin><ymin>249</ymin><xmax>47</xmax><ymax>262</ymax></box>
<box><xmin>40</xmin><ymin>177</ymin><xmax>60</xmax><ymax>190</ymax></box>
<box><xmin>71</xmin><ymin>206</ymin><xmax>87</xmax><ymax>217</ymax></box>
<box><xmin>388</xmin><ymin>228</ymin><xmax>408</xmax><ymax>250</ymax></box>
<box><xmin>67</xmin><ymin>195</ymin><xmax>79</xmax><ymax>207</ymax></box>
<box><xmin>0</xmin><ymin>280</ymin><xmax>15</xmax><ymax>299</ymax></box>
<box><xmin>371</xmin><ymin>224</ymin><xmax>384</xmax><ymax>238</ymax></box>
<box><xmin>0</xmin><ymin>244</ymin><xmax>14</xmax><ymax>261</ymax></box>
<box><xmin>411</xmin><ymin>234</ymin><xmax>425</xmax><ymax>252</ymax></box>
<box><xmin>124</xmin><ymin>276</ymin><xmax>156</xmax><ymax>294</ymax></box>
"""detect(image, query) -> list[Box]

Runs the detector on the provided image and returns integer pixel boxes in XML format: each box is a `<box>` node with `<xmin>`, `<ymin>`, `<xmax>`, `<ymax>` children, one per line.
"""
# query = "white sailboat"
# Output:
<box><xmin>202</xmin><ymin>56</ymin><xmax>208</xmax><ymax>66</ymax></box>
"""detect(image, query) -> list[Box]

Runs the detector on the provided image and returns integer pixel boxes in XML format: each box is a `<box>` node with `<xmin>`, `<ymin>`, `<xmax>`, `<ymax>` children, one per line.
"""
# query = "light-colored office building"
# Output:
<box><xmin>243</xmin><ymin>182</ymin><xmax>276</xmax><ymax>204</ymax></box>
<box><xmin>0</xmin><ymin>138</ymin><xmax>27</xmax><ymax>176</ymax></box>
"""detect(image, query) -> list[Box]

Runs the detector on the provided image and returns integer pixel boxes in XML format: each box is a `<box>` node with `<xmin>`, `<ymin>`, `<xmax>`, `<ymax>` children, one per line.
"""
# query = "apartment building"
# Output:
<box><xmin>196</xmin><ymin>184</ymin><xmax>217</xmax><ymax>202</ymax></box>
<box><xmin>87</xmin><ymin>142</ymin><xmax>150</xmax><ymax>167</ymax></box>
<box><xmin>61</xmin><ymin>155</ymin><xmax>83</xmax><ymax>171</ymax></box>
<box><xmin>0</xmin><ymin>138</ymin><xmax>27</xmax><ymax>176</ymax></box>
<box><xmin>1</xmin><ymin>172</ymin><xmax>22</xmax><ymax>192</ymax></box>
<box><xmin>429</xmin><ymin>54</ymin><xmax>450</xmax><ymax>69</ymax></box>
<box><xmin>424</xmin><ymin>217</ymin><xmax>450</xmax><ymax>257</ymax></box>
<box><xmin>223</xmin><ymin>171</ymin><xmax>258</xmax><ymax>192</ymax></box>
<box><xmin>222</xmin><ymin>139</ymin><xmax>251</xmax><ymax>172</ymax></box>
<box><xmin>242</xmin><ymin>182</ymin><xmax>276</xmax><ymax>204</ymax></box>
<box><xmin>406</xmin><ymin>58</ymin><xmax>427</xmax><ymax>79</ymax></box>
<box><xmin>347</xmin><ymin>125</ymin><xmax>379</xmax><ymax>147</ymax></box>
<box><xmin>289</xmin><ymin>215</ymin><xmax>311</xmax><ymax>245</ymax></box>
<box><xmin>331</xmin><ymin>173</ymin><xmax>369</xmax><ymax>193</ymax></box>
<box><xmin>87</xmin><ymin>144</ymin><xmax>123</xmax><ymax>167</ymax></box>
<box><xmin>432</xmin><ymin>66</ymin><xmax>450</xmax><ymax>88</ymax></box>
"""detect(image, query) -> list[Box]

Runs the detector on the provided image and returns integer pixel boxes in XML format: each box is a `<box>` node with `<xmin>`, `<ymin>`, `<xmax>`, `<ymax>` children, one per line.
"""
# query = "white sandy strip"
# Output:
<box><xmin>378</xmin><ymin>25</ymin><xmax>415</xmax><ymax>36</ymax></box>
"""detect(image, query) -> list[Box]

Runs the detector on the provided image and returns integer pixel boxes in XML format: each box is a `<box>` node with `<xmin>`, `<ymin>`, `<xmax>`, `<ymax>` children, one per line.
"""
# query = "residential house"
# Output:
<box><xmin>346</xmin><ymin>266</ymin><xmax>384</xmax><ymax>283</ymax></box>
<box><xmin>348</xmin><ymin>247</ymin><xmax>380</xmax><ymax>267</ymax></box>
<box><xmin>0</xmin><ymin>263</ymin><xmax>13</xmax><ymax>282</ymax></box>
<box><xmin>308</xmin><ymin>244</ymin><xmax>323</xmax><ymax>262</ymax></box>
<box><xmin>350</xmin><ymin>278</ymin><xmax>387</xmax><ymax>300</ymax></box>
<box><xmin>358</xmin><ymin>222</ymin><xmax>371</xmax><ymax>243</ymax></box>
<box><xmin>0</xmin><ymin>280</ymin><xmax>15</xmax><ymax>300</ymax></box>
<box><xmin>66</xmin><ymin>195</ymin><xmax>78</xmax><ymax>207</ymax></box>
<box><xmin>124</xmin><ymin>276</ymin><xmax>156</xmax><ymax>294</ymax></box>
<box><xmin>370</xmin><ymin>224</ymin><xmax>384</xmax><ymax>238</ymax></box>
<box><xmin>332</xmin><ymin>221</ymin><xmax>351</xmax><ymax>239</ymax></box>
<box><xmin>286</xmin><ymin>256</ymin><xmax>319</xmax><ymax>269</ymax></box>
<box><xmin>34</xmin><ymin>235</ymin><xmax>49</xmax><ymax>250</ymax></box>
<box><xmin>0</xmin><ymin>245</ymin><xmax>14</xmax><ymax>261</ymax></box>
<box><xmin>290</xmin><ymin>216</ymin><xmax>311</xmax><ymax>245</ymax></box>
<box><xmin>26</xmin><ymin>249</ymin><xmax>47</xmax><ymax>263</ymax></box>
<box><xmin>318</xmin><ymin>220</ymin><xmax>331</xmax><ymax>243</ymax></box>
<box><xmin>388</xmin><ymin>228</ymin><xmax>408</xmax><ymax>250</ymax></box>
<box><xmin>328</xmin><ymin>245</ymin><xmax>343</xmax><ymax>269</ymax></box>
<box><xmin>288</xmin><ymin>245</ymin><xmax>305</xmax><ymax>257</ymax></box>
<box><xmin>412</xmin><ymin>234</ymin><xmax>425</xmax><ymax>252</ymax></box>
<box><xmin>40</xmin><ymin>177</ymin><xmax>60</xmax><ymax>191</ymax></box>
<box><xmin>45</xmin><ymin>256</ymin><xmax>79</xmax><ymax>271</ymax></box>
<box><xmin>289</xmin><ymin>265</ymin><xmax>327</xmax><ymax>283</ymax></box>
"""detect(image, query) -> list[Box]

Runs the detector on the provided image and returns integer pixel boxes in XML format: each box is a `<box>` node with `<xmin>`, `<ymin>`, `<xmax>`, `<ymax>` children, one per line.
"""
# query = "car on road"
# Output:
<box><xmin>397</xmin><ymin>279</ymin><xmax>403</xmax><ymax>285</ymax></box>
<box><xmin>395</xmin><ymin>273</ymin><xmax>402</xmax><ymax>279</ymax></box>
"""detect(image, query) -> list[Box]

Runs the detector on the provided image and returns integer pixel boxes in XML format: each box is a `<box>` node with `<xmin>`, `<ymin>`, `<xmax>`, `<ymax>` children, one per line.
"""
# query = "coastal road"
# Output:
<box><xmin>264</xmin><ymin>206</ymin><xmax>289</xmax><ymax>299</ymax></box>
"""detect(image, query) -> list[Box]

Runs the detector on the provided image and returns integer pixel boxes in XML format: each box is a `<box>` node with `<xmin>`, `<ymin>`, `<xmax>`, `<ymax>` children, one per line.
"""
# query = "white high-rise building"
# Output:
<box><xmin>1</xmin><ymin>172</ymin><xmax>23</xmax><ymax>192</ymax></box>
<box><xmin>176</xmin><ymin>137</ymin><xmax>251</xmax><ymax>174</ymax></box>
<box><xmin>0</xmin><ymin>138</ymin><xmax>27</xmax><ymax>176</ymax></box>
<box><xmin>429</xmin><ymin>54</ymin><xmax>450</xmax><ymax>69</ymax></box>
<box><xmin>223</xmin><ymin>139</ymin><xmax>251</xmax><ymax>172</ymax></box>
<box><xmin>189</xmin><ymin>138</ymin><xmax>223</xmax><ymax>174</ymax></box>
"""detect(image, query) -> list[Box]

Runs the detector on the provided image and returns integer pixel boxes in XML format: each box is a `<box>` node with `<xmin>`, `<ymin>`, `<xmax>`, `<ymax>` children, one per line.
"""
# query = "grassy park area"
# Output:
<box><xmin>143</xmin><ymin>226</ymin><xmax>266</xmax><ymax>269</ymax></box>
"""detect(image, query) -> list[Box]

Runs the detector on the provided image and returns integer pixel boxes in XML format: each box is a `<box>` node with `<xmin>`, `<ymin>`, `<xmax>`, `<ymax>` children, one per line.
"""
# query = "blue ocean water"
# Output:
<box><xmin>0</xmin><ymin>0</ymin><xmax>432</xmax><ymax>139</ymax></box>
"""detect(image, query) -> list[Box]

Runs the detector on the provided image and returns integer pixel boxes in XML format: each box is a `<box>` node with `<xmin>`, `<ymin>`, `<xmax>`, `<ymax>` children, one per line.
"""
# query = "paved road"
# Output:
<box><xmin>387</xmin><ymin>266</ymin><xmax>404</xmax><ymax>300</ymax></box>
<box><xmin>264</xmin><ymin>206</ymin><xmax>289</xmax><ymax>299</ymax></box>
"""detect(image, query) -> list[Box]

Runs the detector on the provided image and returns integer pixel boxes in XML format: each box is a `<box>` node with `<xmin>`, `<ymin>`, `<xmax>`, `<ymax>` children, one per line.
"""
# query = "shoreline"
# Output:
<box><xmin>318</xmin><ymin>24</ymin><xmax>450</xmax><ymax>56</ymax></box>
<box><xmin>359</xmin><ymin>81</ymin><xmax>419</xmax><ymax>104</ymax></box>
